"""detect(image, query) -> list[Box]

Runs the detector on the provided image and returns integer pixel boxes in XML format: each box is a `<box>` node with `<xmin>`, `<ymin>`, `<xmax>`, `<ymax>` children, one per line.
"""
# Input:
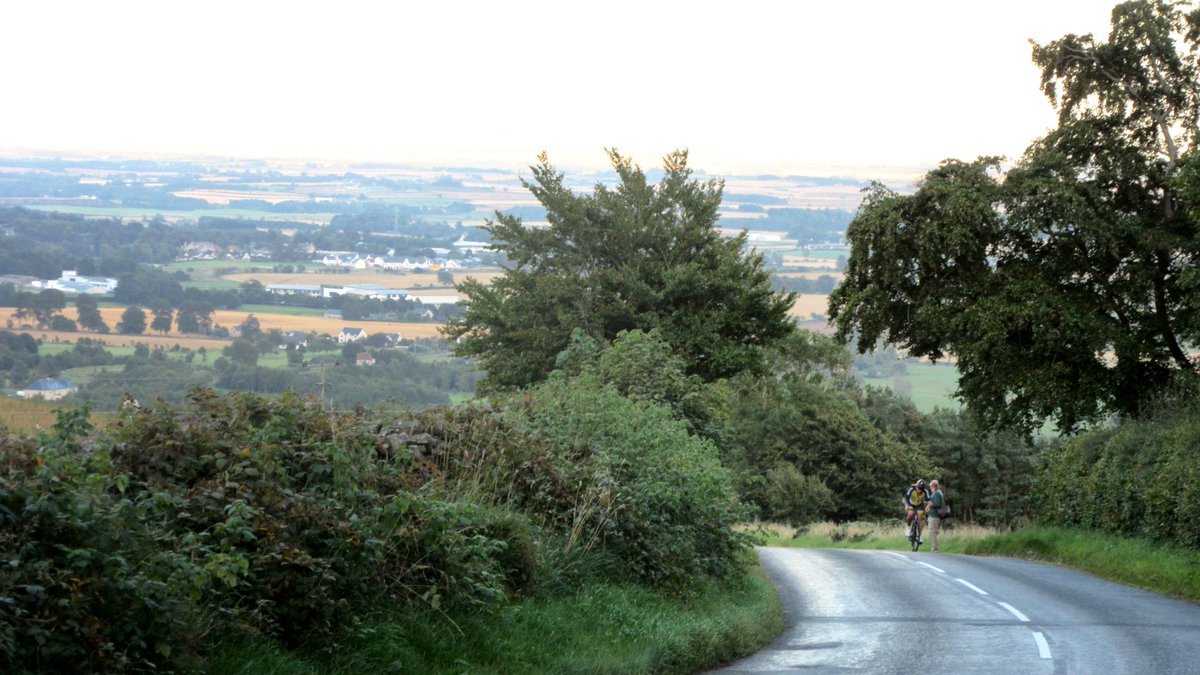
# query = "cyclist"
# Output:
<box><xmin>903</xmin><ymin>479</ymin><xmax>930</xmax><ymax>538</ymax></box>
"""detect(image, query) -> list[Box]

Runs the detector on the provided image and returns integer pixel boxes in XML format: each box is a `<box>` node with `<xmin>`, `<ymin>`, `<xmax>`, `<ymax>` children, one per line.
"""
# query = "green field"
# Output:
<box><xmin>57</xmin><ymin>365</ymin><xmax>124</xmax><ymax>386</ymax></box>
<box><xmin>238</xmin><ymin>304</ymin><xmax>325</xmax><ymax>317</ymax></box>
<box><xmin>179</xmin><ymin>280</ymin><xmax>242</xmax><ymax>291</ymax></box>
<box><xmin>163</xmin><ymin>260</ymin><xmax>282</xmax><ymax>273</ymax></box>
<box><xmin>861</xmin><ymin>361</ymin><xmax>961</xmax><ymax>412</ymax></box>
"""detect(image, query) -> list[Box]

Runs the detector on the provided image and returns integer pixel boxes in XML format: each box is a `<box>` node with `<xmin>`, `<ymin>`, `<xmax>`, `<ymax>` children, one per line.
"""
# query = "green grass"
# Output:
<box><xmin>163</xmin><ymin>260</ymin><xmax>282</xmax><ymax>273</ymax></box>
<box><xmin>255</xmin><ymin>350</ymin><xmax>290</xmax><ymax>369</ymax></box>
<box><xmin>207</xmin><ymin>564</ymin><xmax>781</xmax><ymax>674</ymax></box>
<box><xmin>37</xmin><ymin>343</ymin><xmax>75</xmax><ymax>356</ymax></box>
<box><xmin>239</xmin><ymin>305</ymin><xmax>325</xmax><ymax>317</ymax></box>
<box><xmin>57</xmin><ymin>365</ymin><xmax>123</xmax><ymax>385</ymax></box>
<box><xmin>861</xmin><ymin>361</ymin><xmax>962</xmax><ymax>413</ymax></box>
<box><xmin>963</xmin><ymin>526</ymin><xmax>1200</xmax><ymax>603</ymax></box>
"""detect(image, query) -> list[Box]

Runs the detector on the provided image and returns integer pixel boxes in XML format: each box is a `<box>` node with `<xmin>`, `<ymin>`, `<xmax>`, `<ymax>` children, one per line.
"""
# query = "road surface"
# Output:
<box><xmin>714</xmin><ymin>548</ymin><xmax>1200</xmax><ymax>674</ymax></box>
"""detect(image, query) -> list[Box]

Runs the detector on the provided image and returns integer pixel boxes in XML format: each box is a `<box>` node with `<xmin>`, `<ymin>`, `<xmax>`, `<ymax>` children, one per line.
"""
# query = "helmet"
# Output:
<box><xmin>917</xmin><ymin>479</ymin><xmax>927</xmax><ymax>488</ymax></box>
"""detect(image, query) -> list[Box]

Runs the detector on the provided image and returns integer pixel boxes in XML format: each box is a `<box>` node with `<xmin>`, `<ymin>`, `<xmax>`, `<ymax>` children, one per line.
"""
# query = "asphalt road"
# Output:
<box><xmin>713</xmin><ymin>547</ymin><xmax>1200</xmax><ymax>674</ymax></box>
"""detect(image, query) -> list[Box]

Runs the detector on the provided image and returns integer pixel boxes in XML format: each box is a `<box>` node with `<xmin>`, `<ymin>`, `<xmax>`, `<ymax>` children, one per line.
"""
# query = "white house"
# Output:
<box><xmin>338</xmin><ymin>327</ymin><xmax>367</xmax><ymax>344</ymax></box>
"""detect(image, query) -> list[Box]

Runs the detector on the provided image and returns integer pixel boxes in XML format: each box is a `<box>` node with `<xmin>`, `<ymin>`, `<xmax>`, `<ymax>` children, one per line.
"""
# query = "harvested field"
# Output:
<box><xmin>788</xmin><ymin>294</ymin><xmax>831</xmax><ymax>319</ymax></box>
<box><xmin>207</xmin><ymin>311</ymin><xmax>447</xmax><ymax>339</ymax></box>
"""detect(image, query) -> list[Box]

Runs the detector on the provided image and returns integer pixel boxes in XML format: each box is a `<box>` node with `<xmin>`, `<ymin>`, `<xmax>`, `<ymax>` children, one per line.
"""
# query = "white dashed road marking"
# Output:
<box><xmin>1032</xmin><ymin>631</ymin><xmax>1052</xmax><ymax>659</ymax></box>
<box><xmin>917</xmin><ymin>561</ymin><xmax>945</xmax><ymax>573</ymax></box>
<box><xmin>998</xmin><ymin>602</ymin><xmax>1030</xmax><ymax>622</ymax></box>
<box><xmin>955</xmin><ymin>578</ymin><xmax>989</xmax><ymax>595</ymax></box>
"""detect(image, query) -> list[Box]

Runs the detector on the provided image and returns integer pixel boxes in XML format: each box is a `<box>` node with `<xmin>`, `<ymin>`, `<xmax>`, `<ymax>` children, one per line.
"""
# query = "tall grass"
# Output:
<box><xmin>746</xmin><ymin>520</ymin><xmax>998</xmax><ymax>553</ymax></box>
<box><xmin>207</xmin><ymin>564</ymin><xmax>782</xmax><ymax>674</ymax></box>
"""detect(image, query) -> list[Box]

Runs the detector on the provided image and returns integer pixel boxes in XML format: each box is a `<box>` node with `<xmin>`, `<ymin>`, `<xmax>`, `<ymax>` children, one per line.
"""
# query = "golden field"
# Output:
<box><xmin>789</xmin><ymin>294</ymin><xmax>831</xmax><ymax>319</ymax></box>
<box><xmin>0</xmin><ymin>307</ymin><xmax>448</xmax><ymax>345</ymax></box>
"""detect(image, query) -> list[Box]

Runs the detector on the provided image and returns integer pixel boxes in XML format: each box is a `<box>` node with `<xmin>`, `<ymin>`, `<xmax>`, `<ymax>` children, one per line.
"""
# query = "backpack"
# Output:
<box><xmin>937</xmin><ymin>503</ymin><xmax>951</xmax><ymax>518</ymax></box>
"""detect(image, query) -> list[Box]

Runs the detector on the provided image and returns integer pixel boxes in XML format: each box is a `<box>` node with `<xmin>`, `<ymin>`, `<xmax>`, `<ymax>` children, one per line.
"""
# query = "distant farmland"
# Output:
<box><xmin>0</xmin><ymin>307</ymin><xmax>448</xmax><ymax>344</ymax></box>
<box><xmin>221</xmin><ymin>270</ymin><xmax>503</xmax><ymax>289</ymax></box>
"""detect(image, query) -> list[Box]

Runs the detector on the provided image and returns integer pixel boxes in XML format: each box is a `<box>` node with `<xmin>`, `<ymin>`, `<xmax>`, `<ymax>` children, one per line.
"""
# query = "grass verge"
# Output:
<box><xmin>207</xmin><ymin>562</ymin><xmax>782</xmax><ymax>674</ymax></box>
<box><xmin>752</xmin><ymin>521</ymin><xmax>1200</xmax><ymax>604</ymax></box>
<box><xmin>962</xmin><ymin>526</ymin><xmax>1200</xmax><ymax>603</ymax></box>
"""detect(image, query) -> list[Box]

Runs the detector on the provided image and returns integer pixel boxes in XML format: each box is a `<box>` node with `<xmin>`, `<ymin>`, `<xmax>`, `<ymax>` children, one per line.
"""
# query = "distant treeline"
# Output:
<box><xmin>0</xmin><ymin>207</ymin><xmax>492</xmax><ymax>282</ymax></box>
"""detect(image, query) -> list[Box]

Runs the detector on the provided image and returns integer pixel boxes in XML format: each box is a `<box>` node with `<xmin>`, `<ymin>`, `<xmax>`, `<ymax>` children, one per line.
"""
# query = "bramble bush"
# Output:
<box><xmin>0</xmin><ymin>408</ymin><xmax>204</xmax><ymax>673</ymax></box>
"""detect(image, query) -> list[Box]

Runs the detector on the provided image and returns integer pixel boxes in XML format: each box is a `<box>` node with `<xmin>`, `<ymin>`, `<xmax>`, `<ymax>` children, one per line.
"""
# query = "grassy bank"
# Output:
<box><xmin>208</xmin><ymin>564</ymin><xmax>782</xmax><ymax>674</ymax></box>
<box><xmin>753</xmin><ymin>521</ymin><xmax>1200</xmax><ymax>605</ymax></box>
<box><xmin>962</xmin><ymin>526</ymin><xmax>1200</xmax><ymax>603</ymax></box>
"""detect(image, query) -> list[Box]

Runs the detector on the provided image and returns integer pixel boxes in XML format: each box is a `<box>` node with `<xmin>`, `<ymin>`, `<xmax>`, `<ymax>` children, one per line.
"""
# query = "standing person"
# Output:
<box><xmin>927</xmin><ymin>480</ymin><xmax>945</xmax><ymax>552</ymax></box>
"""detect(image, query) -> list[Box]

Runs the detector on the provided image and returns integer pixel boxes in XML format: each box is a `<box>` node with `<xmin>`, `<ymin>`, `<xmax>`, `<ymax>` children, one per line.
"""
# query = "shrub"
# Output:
<box><xmin>512</xmin><ymin>373</ymin><xmax>749</xmax><ymax>589</ymax></box>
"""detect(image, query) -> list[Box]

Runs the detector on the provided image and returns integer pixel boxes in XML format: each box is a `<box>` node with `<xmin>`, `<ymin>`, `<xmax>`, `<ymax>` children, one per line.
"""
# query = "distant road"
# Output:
<box><xmin>714</xmin><ymin>548</ymin><xmax>1200</xmax><ymax>674</ymax></box>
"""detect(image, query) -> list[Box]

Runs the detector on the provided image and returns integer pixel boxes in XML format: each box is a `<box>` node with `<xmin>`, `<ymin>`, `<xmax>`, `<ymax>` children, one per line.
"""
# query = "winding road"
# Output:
<box><xmin>715</xmin><ymin>548</ymin><xmax>1200</xmax><ymax>674</ymax></box>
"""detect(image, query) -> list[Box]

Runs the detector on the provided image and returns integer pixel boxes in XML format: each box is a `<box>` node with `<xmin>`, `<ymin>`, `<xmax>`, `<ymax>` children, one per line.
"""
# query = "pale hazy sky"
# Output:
<box><xmin>0</xmin><ymin>1</ymin><xmax>1118</xmax><ymax>177</ymax></box>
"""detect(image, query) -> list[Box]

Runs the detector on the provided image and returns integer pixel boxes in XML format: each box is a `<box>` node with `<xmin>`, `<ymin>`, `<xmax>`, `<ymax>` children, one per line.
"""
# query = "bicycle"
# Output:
<box><xmin>907</xmin><ymin>512</ymin><xmax>924</xmax><ymax>552</ymax></box>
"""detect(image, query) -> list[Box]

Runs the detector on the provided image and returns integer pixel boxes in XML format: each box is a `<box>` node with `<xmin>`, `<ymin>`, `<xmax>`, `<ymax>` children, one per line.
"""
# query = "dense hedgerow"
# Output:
<box><xmin>0</xmin><ymin>381</ymin><xmax>751</xmax><ymax>672</ymax></box>
<box><xmin>1035</xmin><ymin>394</ymin><xmax>1200</xmax><ymax>547</ymax></box>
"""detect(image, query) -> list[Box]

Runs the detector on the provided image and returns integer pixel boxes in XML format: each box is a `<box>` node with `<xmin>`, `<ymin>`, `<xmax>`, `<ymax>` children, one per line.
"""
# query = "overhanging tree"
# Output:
<box><xmin>830</xmin><ymin>0</ymin><xmax>1200</xmax><ymax>432</ymax></box>
<box><xmin>445</xmin><ymin>150</ymin><xmax>796</xmax><ymax>390</ymax></box>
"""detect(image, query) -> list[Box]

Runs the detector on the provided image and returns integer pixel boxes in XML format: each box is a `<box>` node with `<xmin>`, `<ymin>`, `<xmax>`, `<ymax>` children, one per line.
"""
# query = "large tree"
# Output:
<box><xmin>445</xmin><ymin>150</ymin><xmax>796</xmax><ymax>390</ymax></box>
<box><xmin>75</xmin><ymin>294</ymin><xmax>108</xmax><ymax>333</ymax></box>
<box><xmin>117</xmin><ymin>306</ymin><xmax>147</xmax><ymax>335</ymax></box>
<box><xmin>830</xmin><ymin>0</ymin><xmax>1200</xmax><ymax>432</ymax></box>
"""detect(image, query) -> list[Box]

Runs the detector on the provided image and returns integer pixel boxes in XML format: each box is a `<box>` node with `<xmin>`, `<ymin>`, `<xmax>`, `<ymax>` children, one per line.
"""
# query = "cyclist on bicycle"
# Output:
<box><xmin>904</xmin><ymin>479</ymin><xmax>930</xmax><ymax>530</ymax></box>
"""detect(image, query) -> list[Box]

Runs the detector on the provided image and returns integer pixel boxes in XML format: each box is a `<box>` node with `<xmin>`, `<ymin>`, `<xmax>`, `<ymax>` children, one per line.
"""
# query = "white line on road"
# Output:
<box><xmin>998</xmin><ymin>602</ymin><xmax>1030</xmax><ymax>622</ymax></box>
<box><xmin>917</xmin><ymin>561</ymin><xmax>945</xmax><ymax>573</ymax></box>
<box><xmin>1032</xmin><ymin>631</ymin><xmax>1052</xmax><ymax>659</ymax></box>
<box><xmin>883</xmin><ymin>551</ymin><xmax>909</xmax><ymax>561</ymax></box>
<box><xmin>955</xmin><ymin>578</ymin><xmax>989</xmax><ymax>595</ymax></box>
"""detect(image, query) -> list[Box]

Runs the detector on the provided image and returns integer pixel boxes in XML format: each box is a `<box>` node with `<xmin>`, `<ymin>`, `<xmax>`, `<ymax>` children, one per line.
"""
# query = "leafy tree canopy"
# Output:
<box><xmin>830</xmin><ymin>0</ymin><xmax>1200</xmax><ymax>432</ymax></box>
<box><xmin>445</xmin><ymin>150</ymin><xmax>796</xmax><ymax>390</ymax></box>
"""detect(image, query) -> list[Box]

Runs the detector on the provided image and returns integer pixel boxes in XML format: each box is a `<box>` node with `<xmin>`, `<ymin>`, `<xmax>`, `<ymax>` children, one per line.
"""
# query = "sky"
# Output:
<box><xmin>0</xmin><ymin>1</ymin><xmax>1120</xmax><ymax>179</ymax></box>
